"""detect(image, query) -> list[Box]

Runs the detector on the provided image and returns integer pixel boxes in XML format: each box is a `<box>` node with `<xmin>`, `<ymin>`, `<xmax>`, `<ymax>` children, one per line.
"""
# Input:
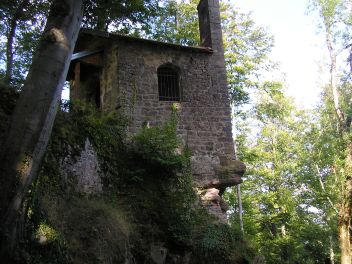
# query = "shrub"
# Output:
<box><xmin>24</xmin><ymin>102</ymin><xmax>255</xmax><ymax>263</ymax></box>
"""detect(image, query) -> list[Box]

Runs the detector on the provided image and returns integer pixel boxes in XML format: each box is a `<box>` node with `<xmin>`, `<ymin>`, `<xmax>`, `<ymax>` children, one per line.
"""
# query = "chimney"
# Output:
<box><xmin>197</xmin><ymin>0</ymin><xmax>225</xmax><ymax>54</ymax></box>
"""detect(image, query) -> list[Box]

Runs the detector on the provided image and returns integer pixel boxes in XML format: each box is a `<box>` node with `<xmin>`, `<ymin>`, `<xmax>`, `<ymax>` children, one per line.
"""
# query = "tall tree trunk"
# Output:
<box><xmin>339</xmin><ymin>144</ymin><xmax>352</xmax><ymax>264</ymax></box>
<box><xmin>5</xmin><ymin>0</ymin><xmax>30</xmax><ymax>85</ymax></box>
<box><xmin>0</xmin><ymin>0</ymin><xmax>83</xmax><ymax>261</ymax></box>
<box><xmin>325</xmin><ymin>26</ymin><xmax>345</xmax><ymax>130</ymax></box>
<box><xmin>325</xmin><ymin>24</ymin><xmax>352</xmax><ymax>264</ymax></box>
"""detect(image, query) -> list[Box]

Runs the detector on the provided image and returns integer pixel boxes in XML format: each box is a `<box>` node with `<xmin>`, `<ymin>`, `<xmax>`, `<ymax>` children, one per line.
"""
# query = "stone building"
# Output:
<box><xmin>67</xmin><ymin>0</ymin><xmax>245</xmax><ymax>220</ymax></box>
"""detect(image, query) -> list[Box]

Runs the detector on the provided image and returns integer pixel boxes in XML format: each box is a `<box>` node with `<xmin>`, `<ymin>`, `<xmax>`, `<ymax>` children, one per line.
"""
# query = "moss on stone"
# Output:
<box><xmin>22</xmin><ymin>102</ymin><xmax>254</xmax><ymax>264</ymax></box>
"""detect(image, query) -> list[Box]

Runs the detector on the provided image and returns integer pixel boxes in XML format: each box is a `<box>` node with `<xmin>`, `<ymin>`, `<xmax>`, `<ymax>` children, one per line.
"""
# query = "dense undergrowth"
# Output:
<box><xmin>0</xmin><ymin>93</ymin><xmax>254</xmax><ymax>263</ymax></box>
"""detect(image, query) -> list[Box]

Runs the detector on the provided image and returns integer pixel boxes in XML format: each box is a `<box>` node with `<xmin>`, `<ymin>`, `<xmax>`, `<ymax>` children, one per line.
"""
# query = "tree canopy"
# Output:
<box><xmin>0</xmin><ymin>0</ymin><xmax>162</xmax><ymax>88</ymax></box>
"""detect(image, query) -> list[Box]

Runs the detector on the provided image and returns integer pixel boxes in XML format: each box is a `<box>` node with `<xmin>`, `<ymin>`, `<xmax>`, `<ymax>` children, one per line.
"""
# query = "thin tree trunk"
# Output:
<box><xmin>325</xmin><ymin>27</ymin><xmax>345</xmax><ymax>130</ymax></box>
<box><xmin>234</xmin><ymin>142</ymin><xmax>244</xmax><ymax>235</ymax></box>
<box><xmin>329</xmin><ymin>235</ymin><xmax>335</xmax><ymax>264</ymax></box>
<box><xmin>0</xmin><ymin>0</ymin><xmax>83</xmax><ymax>261</ymax></box>
<box><xmin>281</xmin><ymin>224</ymin><xmax>286</xmax><ymax>237</ymax></box>
<box><xmin>6</xmin><ymin>21</ymin><xmax>16</xmax><ymax>85</ymax></box>
<box><xmin>315</xmin><ymin>164</ymin><xmax>338</xmax><ymax>213</ymax></box>
<box><xmin>5</xmin><ymin>0</ymin><xmax>30</xmax><ymax>85</ymax></box>
<box><xmin>237</xmin><ymin>184</ymin><xmax>244</xmax><ymax>235</ymax></box>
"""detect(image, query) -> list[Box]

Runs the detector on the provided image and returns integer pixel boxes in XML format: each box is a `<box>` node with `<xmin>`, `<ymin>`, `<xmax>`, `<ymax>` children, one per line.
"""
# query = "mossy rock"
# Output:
<box><xmin>35</xmin><ymin>196</ymin><xmax>131</xmax><ymax>264</ymax></box>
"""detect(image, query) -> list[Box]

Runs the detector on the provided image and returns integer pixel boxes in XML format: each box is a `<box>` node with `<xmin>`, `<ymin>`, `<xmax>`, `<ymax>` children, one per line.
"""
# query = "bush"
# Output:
<box><xmin>24</xmin><ymin>102</ymin><xmax>255</xmax><ymax>263</ymax></box>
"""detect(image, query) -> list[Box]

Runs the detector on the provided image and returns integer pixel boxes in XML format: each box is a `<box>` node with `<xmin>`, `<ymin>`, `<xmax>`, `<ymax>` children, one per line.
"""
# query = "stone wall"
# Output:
<box><xmin>99</xmin><ymin>36</ymin><xmax>235</xmax><ymax>187</ymax></box>
<box><xmin>68</xmin><ymin>0</ymin><xmax>246</xmax><ymax>220</ymax></box>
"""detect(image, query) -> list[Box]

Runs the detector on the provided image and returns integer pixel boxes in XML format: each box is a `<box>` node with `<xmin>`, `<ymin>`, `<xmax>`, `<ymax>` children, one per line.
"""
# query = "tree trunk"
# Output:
<box><xmin>325</xmin><ymin>23</ymin><xmax>351</xmax><ymax>264</ymax></box>
<box><xmin>5</xmin><ymin>0</ymin><xmax>30</xmax><ymax>85</ymax></box>
<box><xmin>329</xmin><ymin>235</ymin><xmax>335</xmax><ymax>264</ymax></box>
<box><xmin>338</xmin><ymin>203</ymin><xmax>351</xmax><ymax>264</ymax></box>
<box><xmin>5</xmin><ymin>20</ymin><xmax>16</xmax><ymax>85</ymax></box>
<box><xmin>338</xmin><ymin>143</ymin><xmax>352</xmax><ymax>264</ymax></box>
<box><xmin>0</xmin><ymin>0</ymin><xmax>83</xmax><ymax>261</ymax></box>
<box><xmin>325</xmin><ymin>26</ymin><xmax>345</xmax><ymax>131</ymax></box>
<box><xmin>237</xmin><ymin>184</ymin><xmax>244</xmax><ymax>235</ymax></box>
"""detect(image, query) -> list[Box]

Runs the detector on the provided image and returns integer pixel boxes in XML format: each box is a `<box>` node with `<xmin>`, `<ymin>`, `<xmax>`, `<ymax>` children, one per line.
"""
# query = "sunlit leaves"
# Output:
<box><xmin>222</xmin><ymin>7</ymin><xmax>274</xmax><ymax>108</ymax></box>
<box><xmin>228</xmin><ymin>83</ymin><xmax>338</xmax><ymax>263</ymax></box>
<box><xmin>147</xmin><ymin>0</ymin><xmax>199</xmax><ymax>45</ymax></box>
<box><xmin>82</xmin><ymin>0</ymin><xmax>161</xmax><ymax>33</ymax></box>
<box><xmin>147</xmin><ymin>1</ymin><xmax>274</xmax><ymax>109</ymax></box>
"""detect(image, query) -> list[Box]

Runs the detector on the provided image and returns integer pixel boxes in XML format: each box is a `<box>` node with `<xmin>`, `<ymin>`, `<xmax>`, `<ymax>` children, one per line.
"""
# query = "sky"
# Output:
<box><xmin>233</xmin><ymin>0</ymin><xmax>327</xmax><ymax>108</ymax></box>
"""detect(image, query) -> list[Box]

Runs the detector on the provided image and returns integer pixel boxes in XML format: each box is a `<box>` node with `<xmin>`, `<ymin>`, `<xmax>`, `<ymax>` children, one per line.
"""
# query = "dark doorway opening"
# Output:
<box><xmin>80</xmin><ymin>63</ymin><xmax>101</xmax><ymax>108</ymax></box>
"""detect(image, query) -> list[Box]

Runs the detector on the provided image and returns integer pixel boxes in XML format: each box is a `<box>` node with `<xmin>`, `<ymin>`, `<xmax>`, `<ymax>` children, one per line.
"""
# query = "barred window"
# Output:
<box><xmin>158</xmin><ymin>65</ymin><xmax>180</xmax><ymax>101</ymax></box>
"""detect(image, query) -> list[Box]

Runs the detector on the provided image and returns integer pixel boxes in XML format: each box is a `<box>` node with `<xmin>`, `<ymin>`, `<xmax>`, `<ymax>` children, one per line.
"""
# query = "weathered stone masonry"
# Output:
<box><xmin>67</xmin><ymin>0</ymin><xmax>245</xmax><ymax>220</ymax></box>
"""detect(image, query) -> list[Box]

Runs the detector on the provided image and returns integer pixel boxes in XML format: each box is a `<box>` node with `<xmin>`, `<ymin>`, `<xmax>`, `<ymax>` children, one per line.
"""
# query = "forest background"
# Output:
<box><xmin>0</xmin><ymin>0</ymin><xmax>351</xmax><ymax>263</ymax></box>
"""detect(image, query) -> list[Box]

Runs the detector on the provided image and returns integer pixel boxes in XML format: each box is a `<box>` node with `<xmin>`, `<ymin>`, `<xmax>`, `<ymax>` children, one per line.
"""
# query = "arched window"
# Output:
<box><xmin>157</xmin><ymin>65</ymin><xmax>180</xmax><ymax>101</ymax></box>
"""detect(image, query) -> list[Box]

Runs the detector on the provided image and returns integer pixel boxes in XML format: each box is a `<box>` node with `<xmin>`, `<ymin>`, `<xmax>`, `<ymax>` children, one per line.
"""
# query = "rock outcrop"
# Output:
<box><xmin>198</xmin><ymin>156</ymin><xmax>246</xmax><ymax>221</ymax></box>
<box><xmin>60</xmin><ymin>138</ymin><xmax>103</xmax><ymax>194</ymax></box>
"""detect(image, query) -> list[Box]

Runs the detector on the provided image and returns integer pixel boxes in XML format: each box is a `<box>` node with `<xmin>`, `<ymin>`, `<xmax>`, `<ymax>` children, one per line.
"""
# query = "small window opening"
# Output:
<box><xmin>158</xmin><ymin>65</ymin><xmax>180</xmax><ymax>101</ymax></box>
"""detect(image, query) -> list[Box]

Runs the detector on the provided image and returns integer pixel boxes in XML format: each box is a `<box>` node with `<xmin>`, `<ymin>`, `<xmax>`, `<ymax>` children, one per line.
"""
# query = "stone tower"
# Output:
<box><xmin>196</xmin><ymin>0</ymin><xmax>245</xmax><ymax>221</ymax></box>
<box><xmin>197</xmin><ymin>0</ymin><xmax>234</xmax><ymax>161</ymax></box>
<box><xmin>198</xmin><ymin>0</ymin><xmax>226</xmax><ymax>56</ymax></box>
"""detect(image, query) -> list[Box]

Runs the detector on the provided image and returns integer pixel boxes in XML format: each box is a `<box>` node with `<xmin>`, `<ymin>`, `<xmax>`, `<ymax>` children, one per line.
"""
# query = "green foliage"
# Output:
<box><xmin>25</xmin><ymin>221</ymin><xmax>69</xmax><ymax>264</ymax></box>
<box><xmin>226</xmin><ymin>2</ymin><xmax>351</xmax><ymax>262</ymax></box>
<box><xmin>131</xmin><ymin>110</ymin><xmax>183</xmax><ymax>171</ymax></box>
<box><xmin>256</xmin><ymin>82</ymin><xmax>294</xmax><ymax>122</ymax></box>
<box><xmin>82</xmin><ymin>0</ymin><xmax>161</xmax><ymax>33</ymax></box>
<box><xmin>146</xmin><ymin>1</ymin><xmax>274</xmax><ymax>110</ymax></box>
<box><xmin>148</xmin><ymin>0</ymin><xmax>200</xmax><ymax>46</ymax></box>
<box><xmin>45</xmin><ymin>197</ymin><xmax>130</xmax><ymax>264</ymax></box>
<box><xmin>193</xmin><ymin>222</ymin><xmax>253</xmax><ymax>264</ymax></box>
<box><xmin>222</xmin><ymin>4</ymin><xmax>274</xmax><ymax>109</ymax></box>
<box><xmin>308</xmin><ymin>0</ymin><xmax>346</xmax><ymax>28</ymax></box>
<box><xmin>229</xmin><ymin>84</ymin><xmax>339</xmax><ymax>263</ymax></box>
<box><xmin>309</xmin><ymin>1</ymin><xmax>352</xmax><ymax>262</ymax></box>
<box><xmin>27</xmin><ymin>196</ymin><xmax>131</xmax><ymax>264</ymax></box>
<box><xmin>47</xmin><ymin>101</ymin><xmax>127</xmax><ymax>193</ymax></box>
<box><xmin>35</xmin><ymin>223</ymin><xmax>60</xmax><ymax>243</ymax></box>
<box><xmin>0</xmin><ymin>0</ymin><xmax>163</xmax><ymax>87</ymax></box>
<box><xmin>22</xmin><ymin>102</ymin><xmax>253</xmax><ymax>263</ymax></box>
<box><xmin>0</xmin><ymin>0</ymin><xmax>49</xmax><ymax>87</ymax></box>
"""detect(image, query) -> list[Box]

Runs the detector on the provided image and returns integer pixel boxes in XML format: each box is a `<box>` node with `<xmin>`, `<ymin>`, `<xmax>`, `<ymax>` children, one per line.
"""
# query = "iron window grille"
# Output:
<box><xmin>158</xmin><ymin>66</ymin><xmax>180</xmax><ymax>101</ymax></box>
